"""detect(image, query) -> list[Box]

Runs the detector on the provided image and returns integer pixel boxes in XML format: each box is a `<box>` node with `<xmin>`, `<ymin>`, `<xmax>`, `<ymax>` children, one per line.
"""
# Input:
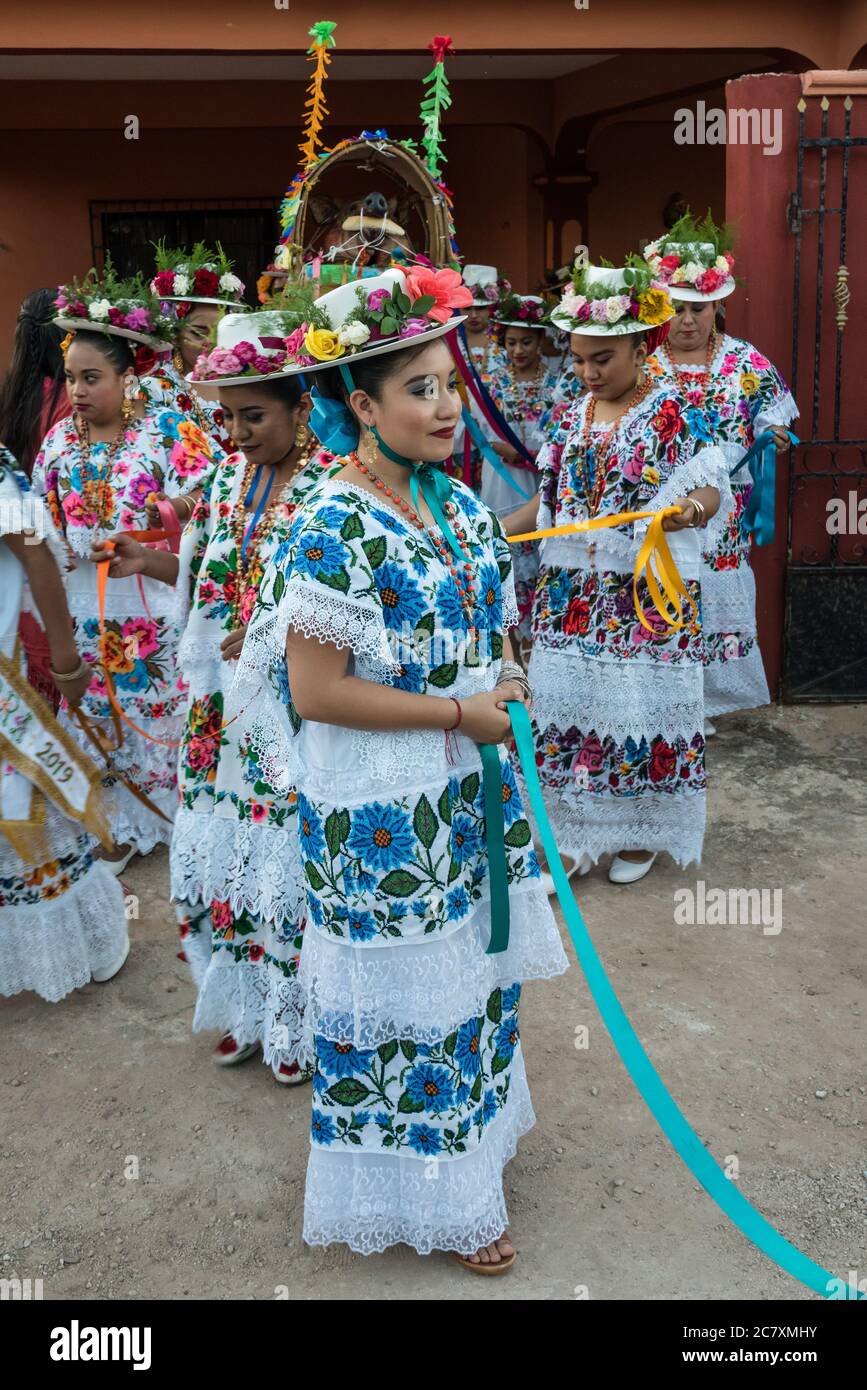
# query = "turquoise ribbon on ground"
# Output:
<box><xmin>506</xmin><ymin>698</ymin><xmax>862</xmax><ymax>1299</ymax></box>
<box><xmin>736</xmin><ymin>428</ymin><xmax>798</xmax><ymax>547</ymax></box>
<box><xmin>479</xmin><ymin>742</ymin><xmax>510</xmax><ymax>954</ymax></box>
<box><xmin>460</xmin><ymin>405</ymin><xmax>535</xmax><ymax>501</ymax></box>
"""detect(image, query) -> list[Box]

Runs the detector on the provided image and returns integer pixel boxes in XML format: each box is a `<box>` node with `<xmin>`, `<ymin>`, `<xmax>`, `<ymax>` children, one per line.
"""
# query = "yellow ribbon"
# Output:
<box><xmin>509</xmin><ymin>506</ymin><xmax>699</xmax><ymax>632</ymax></box>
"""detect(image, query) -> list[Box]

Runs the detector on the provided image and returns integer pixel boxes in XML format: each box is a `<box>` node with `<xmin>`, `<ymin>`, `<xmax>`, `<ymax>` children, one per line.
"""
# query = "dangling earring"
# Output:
<box><xmin>121</xmin><ymin>374</ymin><xmax>139</xmax><ymax>423</ymax></box>
<box><xmin>294</xmin><ymin>422</ymin><xmax>310</xmax><ymax>449</ymax></box>
<box><xmin>172</xmin><ymin>349</ymin><xmax>185</xmax><ymax>375</ymax></box>
<box><xmin>360</xmin><ymin>424</ymin><xmax>378</xmax><ymax>468</ymax></box>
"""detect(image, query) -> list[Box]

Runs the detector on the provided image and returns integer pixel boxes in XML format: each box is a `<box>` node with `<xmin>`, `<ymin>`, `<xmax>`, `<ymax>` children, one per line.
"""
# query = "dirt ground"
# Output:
<box><xmin>1</xmin><ymin>704</ymin><xmax>865</xmax><ymax>1301</ymax></box>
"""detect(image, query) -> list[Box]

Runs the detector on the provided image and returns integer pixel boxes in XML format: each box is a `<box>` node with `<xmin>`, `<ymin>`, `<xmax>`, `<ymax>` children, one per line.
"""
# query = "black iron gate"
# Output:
<box><xmin>784</xmin><ymin>94</ymin><xmax>867</xmax><ymax>701</ymax></box>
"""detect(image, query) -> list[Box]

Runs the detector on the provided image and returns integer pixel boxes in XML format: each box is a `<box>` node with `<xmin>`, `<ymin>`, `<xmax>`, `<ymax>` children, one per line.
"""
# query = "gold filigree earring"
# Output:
<box><xmin>360</xmin><ymin>424</ymin><xmax>378</xmax><ymax>467</ymax></box>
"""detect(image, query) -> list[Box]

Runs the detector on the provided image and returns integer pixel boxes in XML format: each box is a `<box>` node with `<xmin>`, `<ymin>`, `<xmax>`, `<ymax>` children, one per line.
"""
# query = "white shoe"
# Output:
<box><xmin>540</xmin><ymin>853</ymin><xmax>592</xmax><ymax>897</ymax></box>
<box><xmin>704</xmin><ymin>718</ymin><xmax>717</xmax><ymax>737</ymax></box>
<box><xmin>99</xmin><ymin>843</ymin><xmax>138</xmax><ymax>877</ymax></box>
<box><xmin>92</xmin><ymin>933</ymin><xmax>130</xmax><ymax>983</ymax></box>
<box><xmin>608</xmin><ymin>852</ymin><xmax>658</xmax><ymax>885</ymax></box>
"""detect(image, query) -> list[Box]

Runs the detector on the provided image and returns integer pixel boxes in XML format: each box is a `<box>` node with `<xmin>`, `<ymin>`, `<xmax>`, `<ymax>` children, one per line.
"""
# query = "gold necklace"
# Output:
<box><xmin>74</xmin><ymin>413</ymin><xmax>129</xmax><ymax>527</ymax></box>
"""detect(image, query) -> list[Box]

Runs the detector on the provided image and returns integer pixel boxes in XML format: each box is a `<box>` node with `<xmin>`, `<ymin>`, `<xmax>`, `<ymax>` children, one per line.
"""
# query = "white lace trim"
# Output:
<box><xmin>0</xmin><ymin>854</ymin><xmax>128</xmax><ymax>1003</ymax></box>
<box><xmin>699</xmin><ymin>562</ymin><xmax>758</xmax><ymax>634</ymax></box>
<box><xmin>520</xmin><ymin>776</ymin><xmax>706</xmax><ymax>869</ymax></box>
<box><xmin>754</xmin><ymin>392</ymin><xmax>799</xmax><ymax>435</ymax></box>
<box><xmin>191</xmin><ymin>958</ymin><xmax>314</xmax><ymax>1073</ymax></box>
<box><xmin>232</xmin><ymin>586</ymin><xmax>401</xmax><ymax>794</ymax></box>
<box><xmin>62</xmin><ymin>567</ymin><xmax>179</xmax><ymax>620</ymax></box>
<box><xmin>502</xmin><ymin>568</ymin><xmax>520</xmax><ymax>631</ymax></box>
<box><xmin>298</xmin><ymin>882</ymin><xmax>568</xmax><ymax>1048</ymax></box>
<box><xmin>529</xmin><ymin>648</ymin><xmax>703</xmax><ymax>743</ymax></box>
<box><xmin>170</xmin><ymin>806</ymin><xmax>306</xmax><ymax>926</ymax></box>
<box><xmin>237</xmin><ymin>586</ymin><xmax>397</xmax><ymax>695</ymax></box>
<box><xmin>704</xmin><ymin>645</ymin><xmax>770</xmax><ymax>717</ymax></box>
<box><xmin>303</xmin><ymin>1047</ymin><xmax>535</xmax><ymax>1255</ymax></box>
<box><xmin>648</xmin><ymin>446</ymin><xmax>734</xmax><ymax>551</ymax></box>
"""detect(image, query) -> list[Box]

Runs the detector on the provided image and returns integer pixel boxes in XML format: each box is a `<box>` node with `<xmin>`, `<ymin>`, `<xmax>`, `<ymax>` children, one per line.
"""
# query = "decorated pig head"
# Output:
<box><xmin>308</xmin><ymin>190</ymin><xmax>414</xmax><ymax>267</ymax></box>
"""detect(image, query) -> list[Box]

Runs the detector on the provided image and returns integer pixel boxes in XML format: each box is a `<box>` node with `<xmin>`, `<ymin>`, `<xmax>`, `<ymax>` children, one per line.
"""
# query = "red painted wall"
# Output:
<box><xmin>725</xmin><ymin>72</ymin><xmax>867</xmax><ymax>698</ymax></box>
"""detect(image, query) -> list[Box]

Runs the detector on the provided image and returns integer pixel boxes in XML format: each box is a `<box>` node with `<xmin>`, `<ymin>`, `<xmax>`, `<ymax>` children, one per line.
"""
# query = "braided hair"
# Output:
<box><xmin>0</xmin><ymin>289</ymin><xmax>67</xmax><ymax>474</ymax></box>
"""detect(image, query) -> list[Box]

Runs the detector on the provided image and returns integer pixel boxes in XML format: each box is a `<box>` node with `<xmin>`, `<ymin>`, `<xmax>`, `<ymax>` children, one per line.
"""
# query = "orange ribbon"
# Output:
<box><xmin>92</xmin><ymin>532</ymin><xmax>252</xmax><ymax>751</ymax></box>
<box><xmin>509</xmin><ymin>506</ymin><xmax>699</xmax><ymax>632</ymax></box>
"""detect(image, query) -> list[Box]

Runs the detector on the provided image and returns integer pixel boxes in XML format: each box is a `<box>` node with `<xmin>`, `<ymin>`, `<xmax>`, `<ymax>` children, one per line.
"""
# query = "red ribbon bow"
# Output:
<box><xmin>428</xmin><ymin>35</ymin><xmax>454</xmax><ymax>63</ymax></box>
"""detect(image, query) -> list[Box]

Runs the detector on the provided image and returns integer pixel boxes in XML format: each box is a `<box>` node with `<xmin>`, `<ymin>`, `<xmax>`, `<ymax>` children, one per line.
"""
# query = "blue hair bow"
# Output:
<box><xmin>309</xmin><ymin>387</ymin><xmax>360</xmax><ymax>455</ymax></box>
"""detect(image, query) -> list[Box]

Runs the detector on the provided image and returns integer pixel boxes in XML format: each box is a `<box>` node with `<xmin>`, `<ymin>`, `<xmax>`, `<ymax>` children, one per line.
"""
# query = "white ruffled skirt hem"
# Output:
<box><xmin>0</xmin><ymin>862</ymin><xmax>128</xmax><ymax>1002</ymax></box>
<box><xmin>523</xmin><ymin>782</ymin><xmax>706</xmax><ymax>869</ymax></box>
<box><xmin>170</xmin><ymin>805</ymin><xmax>305</xmax><ymax>926</ymax></box>
<box><xmin>299</xmin><ymin>882</ymin><xmax>569</xmax><ymax>1048</ymax></box>
<box><xmin>190</xmin><ymin>958</ymin><xmax>314</xmax><ymax>1072</ymax></box>
<box><xmin>302</xmin><ymin>1047</ymin><xmax>535</xmax><ymax>1256</ymax></box>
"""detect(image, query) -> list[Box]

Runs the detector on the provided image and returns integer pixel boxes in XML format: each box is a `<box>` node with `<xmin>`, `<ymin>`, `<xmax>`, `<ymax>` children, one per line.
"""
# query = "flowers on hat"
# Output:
<box><xmin>150</xmin><ymin>240</ymin><xmax>246</xmax><ymax>304</ymax></box>
<box><xmin>404</xmin><ymin>266</ymin><xmax>473</xmax><ymax>324</ymax></box>
<box><xmin>643</xmin><ymin>210</ymin><xmax>736</xmax><ymax>296</ymax></box>
<box><xmin>495</xmin><ymin>292</ymin><xmax>549</xmax><ymax>327</ymax></box>
<box><xmin>553</xmin><ymin>256</ymin><xmax>675</xmax><ymax>333</ymax></box>
<box><xmin>54</xmin><ymin>258</ymin><xmax>174</xmax><ymax>348</ymax></box>
<box><xmin>305</xmin><ymin>327</ymin><xmax>343</xmax><ymax>361</ymax></box>
<box><xmin>190</xmin><ymin>264</ymin><xmax>471</xmax><ymax>383</ymax></box>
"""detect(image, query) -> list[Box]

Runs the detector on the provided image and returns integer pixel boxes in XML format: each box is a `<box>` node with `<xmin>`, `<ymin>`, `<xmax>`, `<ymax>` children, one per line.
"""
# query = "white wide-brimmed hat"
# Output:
<box><xmin>54</xmin><ymin>265</ymin><xmax>175</xmax><ymax>353</ymax></box>
<box><xmin>494</xmin><ymin>293</ymin><xmax>550</xmax><ymax>330</ymax></box>
<box><xmin>643</xmin><ymin>212</ymin><xmax>737</xmax><ymax>303</ymax></box>
<box><xmin>463</xmin><ymin>264</ymin><xmax>500</xmax><ymax>307</ymax></box>
<box><xmin>550</xmin><ymin>263</ymin><xmax>675</xmax><ymax>336</ymax></box>
<box><xmin>187</xmin><ymin>308</ymin><xmax>333</xmax><ymax>394</ymax></box>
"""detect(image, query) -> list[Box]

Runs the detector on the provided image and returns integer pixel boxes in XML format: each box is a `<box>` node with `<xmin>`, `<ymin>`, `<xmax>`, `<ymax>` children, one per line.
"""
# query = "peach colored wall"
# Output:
<box><xmin>0</xmin><ymin>122</ymin><xmax>548</xmax><ymax>363</ymax></box>
<box><xmin>586</xmin><ymin>119</ymin><xmax>725</xmax><ymax>260</ymax></box>
<box><xmin>0</xmin><ymin>0</ymin><xmax>841</xmax><ymax>66</ymax></box>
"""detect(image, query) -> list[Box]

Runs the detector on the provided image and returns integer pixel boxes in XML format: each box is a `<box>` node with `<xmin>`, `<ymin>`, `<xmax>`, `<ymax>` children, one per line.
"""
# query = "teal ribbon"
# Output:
<box><xmin>736</xmin><ymin>428</ymin><xmax>798</xmax><ymax>547</ymax></box>
<box><xmin>338</xmin><ymin>362</ymin><xmax>467</xmax><ymax>568</ymax></box>
<box><xmin>461</xmin><ymin>405</ymin><xmax>535</xmax><ymax>501</ymax></box>
<box><xmin>506</xmin><ymin>698</ymin><xmax>863</xmax><ymax>1300</ymax></box>
<box><xmin>479</xmin><ymin>743</ymin><xmax>510</xmax><ymax>954</ymax></box>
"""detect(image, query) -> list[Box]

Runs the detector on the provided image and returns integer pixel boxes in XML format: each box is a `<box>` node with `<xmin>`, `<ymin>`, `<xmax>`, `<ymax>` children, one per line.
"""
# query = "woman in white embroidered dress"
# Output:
<box><xmin>0</xmin><ymin>444</ymin><xmax>129</xmax><ymax>1001</ymax></box>
<box><xmin>92</xmin><ymin>307</ymin><xmax>335</xmax><ymax>1081</ymax></box>
<box><xmin>505</xmin><ymin>258</ymin><xmax>730</xmax><ymax>887</ymax></box>
<box><xmin>238</xmin><ymin>267</ymin><xmax>569</xmax><ymax>1271</ymax></box>
<box><xmin>32</xmin><ymin>270</ymin><xmax>223</xmax><ymax>874</ymax></box>
<box><xmin>642</xmin><ymin>215</ymin><xmax>798</xmax><ymax>730</ymax></box>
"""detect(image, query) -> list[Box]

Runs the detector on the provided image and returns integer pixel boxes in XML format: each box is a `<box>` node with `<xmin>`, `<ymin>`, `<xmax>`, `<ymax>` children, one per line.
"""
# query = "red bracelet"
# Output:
<box><xmin>446</xmin><ymin>697</ymin><xmax>462</xmax><ymax>731</ymax></box>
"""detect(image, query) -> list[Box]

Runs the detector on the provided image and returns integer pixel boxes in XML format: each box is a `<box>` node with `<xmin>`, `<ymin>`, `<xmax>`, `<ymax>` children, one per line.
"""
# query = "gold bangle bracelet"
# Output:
<box><xmin>50</xmin><ymin>658</ymin><xmax>88</xmax><ymax>682</ymax></box>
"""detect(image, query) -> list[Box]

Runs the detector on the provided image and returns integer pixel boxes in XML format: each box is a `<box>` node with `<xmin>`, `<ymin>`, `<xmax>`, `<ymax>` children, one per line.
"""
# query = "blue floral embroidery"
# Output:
<box><xmin>372</xmin><ymin>561</ymin><xmax>428</xmax><ymax>631</ymax></box>
<box><xmin>298</xmin><ymin>793</ymin><xmax>326</xmax><ymax>862</ymax></box>
<box><xmin>346</xmin><ymin>801</ymin><xmax>415</xmax><ymax>873</ymax></box>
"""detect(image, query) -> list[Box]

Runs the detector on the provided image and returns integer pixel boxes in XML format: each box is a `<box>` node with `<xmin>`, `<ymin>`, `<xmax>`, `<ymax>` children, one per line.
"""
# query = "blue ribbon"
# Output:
<box><xmin>309</xmin><ymin>387</ymin><xmax>360</xmax><ymax>456</ymax></box>
<box><xmin>455</xmin><ymin>323</ymin><xmax>537</xmax><ymax>467</ymax></box>
<box><xmin>736</xmin><ymin>428</ymin><xmax>798</xmax><ymax>547</ymax></box>
<box><xmin>460</xmin><ymin>405</ymin><xmax>535</xmax><ymax>501</ymax></box>
<box><xmin>506</xmin><ymin>698</ymin><xmax>863</xmax><ymax>1300</ymax></box>
<box><xmin>241</xmin><ymin>464</ymin><xmax>274</xmax><ymax>563</ymax></box>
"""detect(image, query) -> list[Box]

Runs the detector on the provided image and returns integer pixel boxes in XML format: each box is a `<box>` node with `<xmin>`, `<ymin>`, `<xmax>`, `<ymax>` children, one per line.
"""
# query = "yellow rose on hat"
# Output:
<box><xmin>636</xmin><ymin>289</ymin><xmax>671</xmax><ymax>326</ymax></box>
<box><xmin>304</xmin><ymin>326</ymin><xmax>343</xmax><ymax>361</ymax></box>
<box><xmin>740</xmin><ymin>371</ymin><xmax>760</xmax><ymax>396</ymax></box>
